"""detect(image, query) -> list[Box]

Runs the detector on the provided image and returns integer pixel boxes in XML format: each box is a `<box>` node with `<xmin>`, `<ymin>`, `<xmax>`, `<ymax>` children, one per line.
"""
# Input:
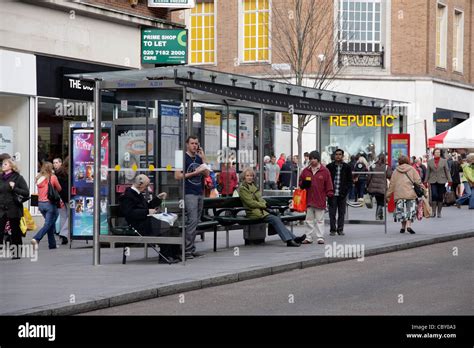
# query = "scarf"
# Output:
<box><xmin>1</xmin><ymin>171</ymin><xmax>14</xmax><ymax>182</ymax></box>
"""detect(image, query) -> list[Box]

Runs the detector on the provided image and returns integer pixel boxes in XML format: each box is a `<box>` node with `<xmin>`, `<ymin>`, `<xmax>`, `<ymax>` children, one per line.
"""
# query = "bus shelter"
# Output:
<box><xmin>69</xmin><ymin>66</ymin><xmax>401</xmax><ymax>265</ymax></box>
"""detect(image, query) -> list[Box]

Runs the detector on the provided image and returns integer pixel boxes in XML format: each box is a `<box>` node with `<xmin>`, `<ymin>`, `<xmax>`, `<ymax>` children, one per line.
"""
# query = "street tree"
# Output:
<box><xmin>268</xmin><ymin>0</ymin><xmax>345</xmax><ymax>162</ymax></box>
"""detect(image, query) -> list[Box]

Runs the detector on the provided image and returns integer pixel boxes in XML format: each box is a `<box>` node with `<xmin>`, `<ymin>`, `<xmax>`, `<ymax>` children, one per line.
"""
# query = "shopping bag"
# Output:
<box><xmin>23</xmin><ymin>208</ymin><xmax>37</xmax><ymax>231</ymax></box>
<box><xmin>416</xmin><ymin>199</ymin><xmax>424</xmax><ymax>221</ymax></box>
<box><xmin>363</xmin><ymin>193</ymin><xmax>373</xmax><ymax>209</ymax></box>
<box><xmin>422</xmin><ymin>196</ymin><xmax>432</xmax><ymax>218</ymax></box>
<box><xmin>292</xmin><ymin>188</ymin><xmax>307</xmax><ymax>212</ymax></box>
<box><xmin>20</xmin><ymin>217</ymin><xmax>27</xmax><ymax>236</ymax></box>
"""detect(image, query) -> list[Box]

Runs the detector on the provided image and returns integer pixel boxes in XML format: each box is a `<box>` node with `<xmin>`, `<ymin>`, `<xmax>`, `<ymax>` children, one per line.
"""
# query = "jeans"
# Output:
<box><xmin>264</xmin><ymin>181</ymin><xmax>277</xmax><ymax>190</ymax></box>
<box><xmin>184</xmin><ymin>194</ymin><xmax>203</xmax><ymax>254</ymax></box>
<box><xmin>33</xmin><ymin>202</ymin><xmax>59</xmax><ymax>249</ymax></box>
<box><xmin>263</xmin><ymin>214</ymin><xmax>295</xmax><ymax>242</ymax></box>
<box><xmin>355</xmin><ymin>178</ymin><xmax>367</xmax><ymax>200</ymax></box>
<box><xmin>328</xmin><ymin>195</ymin><xmax>347</xmax><ymax>232</ymax></box>
<box><xmin>456</xmin><ymin>182</ymin><xmax>473</xmax><ymax>208</ymax></box>
<box><xmin>58</xmin><ymin>204</ymin><xmax>69</xmax><ymax>238</ymax></box>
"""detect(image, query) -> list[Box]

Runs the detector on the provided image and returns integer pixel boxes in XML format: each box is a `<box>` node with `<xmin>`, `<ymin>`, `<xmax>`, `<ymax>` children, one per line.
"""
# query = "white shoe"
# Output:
<box><xmin>317</xmin><ymin>238</ymin><xmax>325</xmax><ymax>244</ymax></box>
<box><xmin>30</xmin><ymin>239</ymin><xmax>38</xmax><ymax>250</ymax></box>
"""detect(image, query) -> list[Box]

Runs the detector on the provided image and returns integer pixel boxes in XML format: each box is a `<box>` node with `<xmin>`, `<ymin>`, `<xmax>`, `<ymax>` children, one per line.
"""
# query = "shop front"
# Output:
<box><xmin>0</xmin><ymin>49</ymin><xmax>36</xmax><ymax>187</ymax></box>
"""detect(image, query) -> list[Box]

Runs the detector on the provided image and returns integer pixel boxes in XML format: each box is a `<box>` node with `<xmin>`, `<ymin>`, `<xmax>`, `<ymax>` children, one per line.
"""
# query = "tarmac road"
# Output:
<box><xmin>84</xmin><ymin>238</ymin><xmax>473</xmax><ymax>315</ymax></box>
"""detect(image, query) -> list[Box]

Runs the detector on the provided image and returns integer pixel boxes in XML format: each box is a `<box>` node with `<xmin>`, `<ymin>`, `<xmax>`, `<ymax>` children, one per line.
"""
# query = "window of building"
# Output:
<box><xmin>241</xmin><ymin>0</ymin><xmax>270</xmax><ymax>62</ymax></box>
<box><xmin>339</xmin><ymin>0</ymin><xmax>382</xmax><ymax>52</ymax></box>
<box><xmin>436</xmin><ymin>2</ymin><xmax>447</xmax><ymax>68</ymax></box>
<box><xmin>190</xmin><ymin>0</ymin><xmax>215</xmax><ymax>65</ymax></box>
<box><xmin>453</xmin><ymin>9</ymin><xmax>464</xmax><ymax>72</ymax></box>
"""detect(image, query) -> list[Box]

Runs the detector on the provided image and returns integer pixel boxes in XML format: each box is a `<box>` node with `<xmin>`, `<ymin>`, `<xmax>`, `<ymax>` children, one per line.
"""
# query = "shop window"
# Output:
<box><xmin>190</xmin><ymin>0</ymin><xmax>216</xmax><ymax>65</ymax></box>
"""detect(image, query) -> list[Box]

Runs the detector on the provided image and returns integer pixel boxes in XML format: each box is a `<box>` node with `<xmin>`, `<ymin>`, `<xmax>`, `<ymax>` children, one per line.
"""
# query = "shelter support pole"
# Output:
<box><xmin>258</xmin><ymin>106</ymin><xmax>264</xmax><ymax>192</ymax></box>
<box><xmin>182</xmin><ymin>87</ymin><xmax>188</xmax><ymax>264</ymax></box>
<box><xmin>93</xmin><ymin>79</ymin><xmax>102</xmax><ymax>266</ymax></box>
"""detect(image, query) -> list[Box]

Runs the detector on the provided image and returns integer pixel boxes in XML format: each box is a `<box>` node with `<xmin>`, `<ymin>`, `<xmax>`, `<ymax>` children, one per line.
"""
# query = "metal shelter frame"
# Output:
<box><xmin>69</xmin><ymin>66</ymin><xmax>403</xmax><ymax>266</ymax></box>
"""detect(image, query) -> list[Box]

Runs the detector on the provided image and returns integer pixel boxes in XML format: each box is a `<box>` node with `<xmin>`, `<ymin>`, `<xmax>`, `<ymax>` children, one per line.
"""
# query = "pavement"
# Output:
<box><xmin>0</xmin><ymin>205</ymin><xmax>473</xmax><ymax>315</ymax></box>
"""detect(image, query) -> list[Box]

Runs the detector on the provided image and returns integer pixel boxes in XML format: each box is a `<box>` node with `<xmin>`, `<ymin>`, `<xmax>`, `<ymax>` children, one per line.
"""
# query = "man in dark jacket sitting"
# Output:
<box><xmin>326</xmin><ymin>149</ymin><xmax>353</xmax><ymax>236</ymax></box>
<box><xmin>119</xmin><ymin>174</ymin><xmax>180</xmax><ymax>263</ymax></box>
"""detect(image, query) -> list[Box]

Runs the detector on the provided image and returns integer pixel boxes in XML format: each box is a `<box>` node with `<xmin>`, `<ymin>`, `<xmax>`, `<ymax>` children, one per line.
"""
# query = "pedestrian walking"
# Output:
<box><xmin>455</xmin><ymin>153</ymin><xmax>474</xmax><ymax>209</ymax></box>
<box><xmin>0</xmin><ymin>158</ymin><xmax>30</xmax><ymax>259</ymax></box>
<box><xmin>280</xmin><ymin>156</ymin><xmax>298</xmax><ymax>189</ymax></box>
<box><xmin>54</xmin><ymin>157</ymin><xmax>69</xmax><ymax>245</ymax></box>
<box><xmin>386</xmin><ymin>156</ymin><xmax>423</xmax><ymax>234</ymax></box>
<box><xmin>326</xmin><ymin>149</ymin><xmax>353</xmax><ymax>235</ymax></box>
<box><xmin>264</xmin><ymin>155</ymin><xmax>279</xmax><ymax>190</ymax></box>
<box><xmin>174</xmin><ymin>136</ymin><xmax>209</xmax><ymax>259</ymax></box>
<box><xmin>425</xmin><ymin>148</ymin><xmax>452</xmax><ymax>218</ymax></box>
<box><xmin>353</xmin><ymin>155</ymin><xmax>369</xmax><ymax>201</ymax></box>
<box><xmin>31</xmin><ymin>162</ymin><xmax>62</xmax><ymax>250</ymax></box>
<box><xmin>299</xmin><ymin>151</ymin><xmax>334</xmax><ymax>244</ymax></box>
<box><xmin>367</xmin><ymin>153</ymin><xmax>392</xmax><ymax>220</ymax></box>
<box><xmin>450</xmin><ymin>153</ymin><xmax>462</xmax><ymax>200</ymax></box>
<box><xmin>218</xmin><ymin>162</ymin><xmax>238</xmax><ymax>197</ymax></box>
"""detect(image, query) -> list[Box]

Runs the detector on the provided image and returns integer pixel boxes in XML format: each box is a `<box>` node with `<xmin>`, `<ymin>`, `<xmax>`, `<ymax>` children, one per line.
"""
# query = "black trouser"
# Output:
<box><xmin>328</xmin><ymin>195</ymin><xmax>347</xmax><ymax>232</ymax></box>
<box><xmin>0</xmin><ymin>215</ymin><xmax>23</xmax><ymax>246</ymax></box>
<box><xmin>136</xmin><ymin>217</ymin><xmax>181</xmax><ymax>258</ymax></box>
<box><xmin>374</xmin><ymin>193</ymin><xmax>385</xmax><ymax>207</ymax></box>
<box><xmin>430</xmin><ymin>183</ymin><xmax>446</xmax><ymax>202</ymax></box>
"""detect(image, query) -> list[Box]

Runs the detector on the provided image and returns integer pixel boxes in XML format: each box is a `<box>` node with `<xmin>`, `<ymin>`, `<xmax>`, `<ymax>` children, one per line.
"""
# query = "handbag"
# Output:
<box><xmin>292</xmin><ymin>188</ymin><xmax>307</xmax><ymax>212</ymax></box>
<box><xmin>23</xmin><ymin>208</ymin><xmax>37</xmax><ymax>230</ymax></box>
<box><xmin>404</xmin><ymin>172</ymin><xmax>424</xmax><ymax>198</ymax></box>
<box><xmin>20</xmin><ymin>217</ymin><xmax>27</xmax><ymax>236</ymax></box>
<box><xmin>47</xmin><ymin>179</ymin><xmax>61</xmax><ymax>207</ymax></box>
<box><xmin>363</xmin><ymin>193</ymin><xmax>373</xmax><ymax>209</ymax></box>
<box><xmin>443</xmin><ymin>190</ymin><xmax>456</xmax><ymax>205</ymax></box>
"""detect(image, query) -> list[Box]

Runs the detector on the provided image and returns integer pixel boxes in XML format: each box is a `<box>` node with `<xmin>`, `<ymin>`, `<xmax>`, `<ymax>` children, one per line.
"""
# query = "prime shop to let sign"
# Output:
<box><xmin>141</xmin><ymin>29</ymin><xmax>187</xmax><ymax>64</ymax></box>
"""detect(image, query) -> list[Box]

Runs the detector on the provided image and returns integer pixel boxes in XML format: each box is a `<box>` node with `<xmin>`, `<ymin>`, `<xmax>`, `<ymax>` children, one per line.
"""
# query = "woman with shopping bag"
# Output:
<box><xmin>386</xmin><ymin>156</ymin><xmax>423</xmax><ymax>234</ymax></box>
<box><xmin>0</xmin><ymin>158</ymin><xmax>30</xmax><ymax>259</ymax></box>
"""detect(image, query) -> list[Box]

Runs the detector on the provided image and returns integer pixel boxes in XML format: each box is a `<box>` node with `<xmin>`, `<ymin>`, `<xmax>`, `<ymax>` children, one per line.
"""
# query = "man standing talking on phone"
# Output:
<box><xmin>175</xmin><ymin>136</ymin><xmax>209</xmax><ymax>259</ymax></box>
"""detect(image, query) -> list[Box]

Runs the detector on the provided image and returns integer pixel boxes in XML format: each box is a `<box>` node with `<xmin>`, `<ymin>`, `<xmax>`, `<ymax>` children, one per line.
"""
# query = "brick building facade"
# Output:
<box><xmin>171</xmin><ymin>0</ymin><xmax>473</xmax><ymax>157</ymax></box>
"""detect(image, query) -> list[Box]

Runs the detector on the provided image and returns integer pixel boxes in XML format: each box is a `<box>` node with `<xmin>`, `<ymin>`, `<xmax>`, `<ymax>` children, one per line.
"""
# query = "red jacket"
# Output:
<box><xmin>299</xmin><ymin>165</ymin><xmax>334</xmax><ymax>209</ymax></box>
<box><xmin>277</xmin><ymin>157</ymin><xmax>285</xmax><ymax>169</ymax></box>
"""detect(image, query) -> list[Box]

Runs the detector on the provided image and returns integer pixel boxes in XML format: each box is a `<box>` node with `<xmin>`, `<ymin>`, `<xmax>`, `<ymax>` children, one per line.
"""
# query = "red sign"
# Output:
<box><xmin>387</xmin><ymin>134</ymin><xmax>410</xmax><ymax>213</ymax></box>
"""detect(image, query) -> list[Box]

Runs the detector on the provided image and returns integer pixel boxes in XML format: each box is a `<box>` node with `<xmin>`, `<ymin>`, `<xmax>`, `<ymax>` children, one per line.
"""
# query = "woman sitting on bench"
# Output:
<box><xmin>238</xmin><ymin>168</ymin><xmax>306</xmax><ymax>247</ymax></box>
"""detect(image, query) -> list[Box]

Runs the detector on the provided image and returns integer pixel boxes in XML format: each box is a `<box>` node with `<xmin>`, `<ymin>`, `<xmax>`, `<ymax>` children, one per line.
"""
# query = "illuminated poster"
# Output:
<box><xmin>70</xmin><ymin>130</ymin><xmax>109</xmax><ymax>238</ymax></box>
<box><xmin>387</xmin><ymin>134</ymin><xmax>410</xmax><ymax>213</ymax></box>
<box><xmin>117</xmin><ymin>129</ymin><xmax>154</xmax><ymax>187</ymax></box>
